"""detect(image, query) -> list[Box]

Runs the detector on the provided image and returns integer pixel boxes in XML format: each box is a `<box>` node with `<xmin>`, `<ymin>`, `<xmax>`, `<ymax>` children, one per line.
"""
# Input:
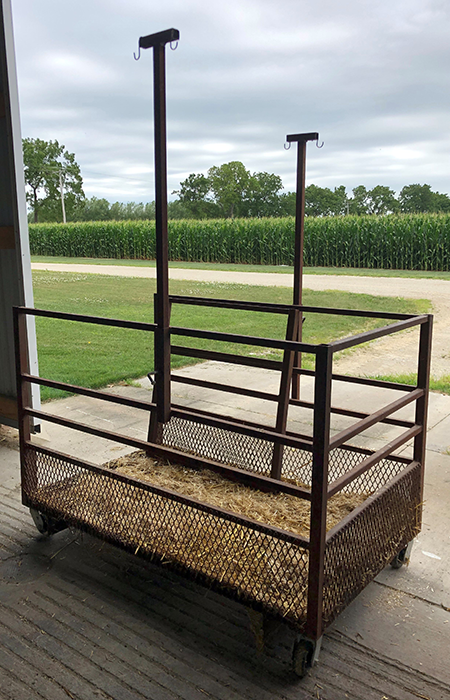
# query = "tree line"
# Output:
<box><xmin>23</xmin><ymin>138</ymin><xmax>450</xmax><ymax>222</ymax></box>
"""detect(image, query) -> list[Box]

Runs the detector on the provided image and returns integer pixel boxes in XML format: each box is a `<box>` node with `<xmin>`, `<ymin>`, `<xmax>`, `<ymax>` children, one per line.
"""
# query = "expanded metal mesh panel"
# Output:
<box><xmin>159</xmin><ymin>415</ymin><xmax>313</xmax><ymax>482</ymax></box>
<box><xmin>22</xmin><ymin>445</ymin><xmax>310</xmax><ymax>626</ymax></box>
<box><xmin>322</xmin><ymin>462</ymin><xmax>422</xmax><ymax>628</ymax></box>
<box><xmin>158</xmin><ymin>415</ymin><xmax>406</xmax><ymax>494</ymax></box>
<box><xmin>328</xmin><ymin>448</ymin><xmax>407</xmax><ymax>495</ymax></box>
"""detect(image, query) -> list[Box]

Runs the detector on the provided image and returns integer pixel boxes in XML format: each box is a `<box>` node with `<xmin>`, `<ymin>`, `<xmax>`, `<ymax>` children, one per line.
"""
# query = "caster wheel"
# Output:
<box><xmin>390</xmin><ymin>541</ymin><xmax>413</xmax><ymax>569</ymax></box>
<box><xmin>292</xmin><ymin>638</ymin><xmax>313</xmax><ymax>678</ymax></box>
<box><xmin>30</xmin><ymin>508</ymin><xmax>67</xmax><ymax>536</ymax></box>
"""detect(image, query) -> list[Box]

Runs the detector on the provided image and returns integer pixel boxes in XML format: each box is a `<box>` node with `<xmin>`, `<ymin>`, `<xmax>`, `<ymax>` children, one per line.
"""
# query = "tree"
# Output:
<box><xmin>399</xmin><ymin>184</ymin><xmax>450</xmax><ymax>213</ymax></box>
<box><xmin>431</xmin><ymin>191</ymin><xmax>450</xmax><ymax>213</ymax></box>
<box><xmin>305</xmin><ymin>184</ymin><xmax>348</xmax><ymax>217</ymax></box>
<box><xmin>367</xmin><ymin>185</ymin><xmax>399</xmax><ymax>215</ymax></box>
<box><xmin>208</xmin><ymin>161</ymin><xmax>251</xmax><ymax>218</ymax></box>
<box><xmin>23</xmin><ymin>138</ymin><xmax>84</xmax><ymax>223</ymax></box>
<box><xmin>245</xmin><ymin>172</ymin><xmax>284</xmax><ymax>217</ymax></box>
<box><xmin>348</xmin><ymin>185</ymin><xmax>370</xmax><ymax>215</ymax></box>
<box><xmin>78</xmin><ymin>196</ymin><xmax>111</xmax><ymax>221</ymax></box>
<box><xmin>278</xmin><ymin>191</ymin><xmax>296</xmax><ymax>217</ymax></box>
<box><xmin>172</xmin><ymin>173</ymin><xmax>219</xmax><ymax>218</ymax></box>
<box><xmin>174</xmin><ymin>162</ymin><xmax>286</xmax><ymax>219</ymax></box>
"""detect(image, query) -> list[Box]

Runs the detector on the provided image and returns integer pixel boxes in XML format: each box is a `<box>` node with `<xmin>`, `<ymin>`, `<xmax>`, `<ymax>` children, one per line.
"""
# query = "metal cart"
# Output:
<box><xmin>15</xmin><ymin>29</ymin><xmax>432</xmax><ymax>676</ymax></box>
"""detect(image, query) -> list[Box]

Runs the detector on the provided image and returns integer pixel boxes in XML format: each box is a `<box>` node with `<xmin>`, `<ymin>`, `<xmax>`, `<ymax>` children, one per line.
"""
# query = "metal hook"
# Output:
<box><xmin>133</xmin><ymin>42</ymin><xmax>141</xmax><ymax>60</ymax></box>
<box><xmin>170</xmin><ymin>40</ymin><xmax>178</xmax><ymax>51</ymax></box>
<box><xmin>316</xmin><ymin>137</ymin><xmax>324</xmax><ymax>149</ymax></box>
<box><xmin>284</xmin><ymin>142</ymin><xmax>291</xmax><ymax>150</ymax></box>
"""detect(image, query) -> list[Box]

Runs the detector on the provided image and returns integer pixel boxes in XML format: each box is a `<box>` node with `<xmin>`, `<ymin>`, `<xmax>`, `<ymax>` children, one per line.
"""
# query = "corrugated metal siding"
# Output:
<box><xmin>0</xmin><ymin>0</ymin><xmax>39</xmax><ymax>428</ymax></box>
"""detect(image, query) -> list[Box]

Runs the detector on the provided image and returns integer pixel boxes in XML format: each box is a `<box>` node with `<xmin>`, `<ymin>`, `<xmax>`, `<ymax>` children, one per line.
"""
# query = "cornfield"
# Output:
<box><xmin>29</xmin><ymin>213</ymin><xmax>450</xmax><ymax>270</ymax></box>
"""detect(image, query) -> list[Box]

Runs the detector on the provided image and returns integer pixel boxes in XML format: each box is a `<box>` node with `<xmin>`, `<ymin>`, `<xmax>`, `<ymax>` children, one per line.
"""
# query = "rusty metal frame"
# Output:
<box><xmin>14</xmin><ymin>302</ymin><xmax>433</xmax><ymax>643</ymax></box>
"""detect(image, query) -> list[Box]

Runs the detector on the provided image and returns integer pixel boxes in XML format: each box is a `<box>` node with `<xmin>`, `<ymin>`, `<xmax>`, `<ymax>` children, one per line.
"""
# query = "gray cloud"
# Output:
<box><xmin>11</xmin><ymin>0</ymin><xmax>450</xmax><ymax>201</ymax></box>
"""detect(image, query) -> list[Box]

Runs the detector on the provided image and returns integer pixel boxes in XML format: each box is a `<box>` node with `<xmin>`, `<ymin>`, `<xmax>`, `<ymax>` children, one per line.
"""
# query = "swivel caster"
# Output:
<box><xmin>30</xmin><ymin>508</ymin><xmax>67</xmax><ymax>536</ymax></box>
<box><xmin>390</xmin><ymin>540</ymin><xmax>414</xmax><ymax>569</ymax></box>
<box><xmin>292</xmin><ymin>636</ymin><xmax>321</xmax><ymax>677</ymax></box>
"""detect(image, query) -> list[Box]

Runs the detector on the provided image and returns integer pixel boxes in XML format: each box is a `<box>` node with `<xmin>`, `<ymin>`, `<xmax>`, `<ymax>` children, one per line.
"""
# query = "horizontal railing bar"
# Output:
<box><xmin>329</xmin><ymin>315</ymin><xmax>428</xmax><ymax>353</ymax></box>
<box><xmin>171</xmin><ymin>402</ymin><xmax>315</xmax><ymax>444</ymax></box>
<box><xmin>326</xmin><ymin>461</ymin><xmax>419</xmax><ymax>542</ymax></box>
<box><xmin>16</xmin><ymin>306</ymin><xmax>157</xmax><ymax>332</ymax></box>
<box><xmin>171</xmin><ymin>345</ymin><xmax>283</xmax><ymax>371</ymax></box>
<box><xmin>172</xmin><ymin>382</ymin><xmax>413</xmax><ymax>431</ymax></box>
<box><xmin>21</xmin><ymin>373</ymin><xmax>156</xmax><ymax>412</ymax></box>
<box><xmin>25</xmin><ymin>442</ymin><xmax>310</xmax><ymax>546</ymax></box>
<box><xmin>170</xmin><ymin>405</ymin><xmax>314</xmax><ymax>451</ymax></box>
<box><xmin>171</xmin><ymin>326</ymin><xmax>318</xmax><ymax>354</ymax></box>
<box><xmin>171</xmin><ymin>374</ymin><xmax>278</xmax><ymax>402</ymax></box>
<box><xmin>328</xmin><ymin>440</ymin><xmax>411</xmax><ymax>464</ymax></box>
<box><xmin>25</xmin><ymin>370</ymin><xmax>412</xmax><ymax>438</ymax></box>
<box><xmin>169</xmin><ymin>295</ymin><xmax>417</xmax><ymax>321</ymax></box>
<box><xmin>23</xmin><ymin>413</ymin><xmax>311</xmax><ymax>504</ymax></box>
<box><xmin>293</xmin><ymin>367</ymin><xmax>418</xmax><ymax>392</ymax></box>
<box><xmin>289</xmin><ymin>397</ymin><xmax>414</xmax><ymax>429</ymax></box>
<box><xmin>25</xmin><ymin>407</ymin><xmax>158</xmax><ymax>452</ymax></box>
<box><xmin>327</xmin><ymin>425</ymin><xmax>421</xmax><ymax>498</ymax></box>
<box><xmin>328</xmin><ymin>388</ymin><xmax>423</xmax><ymax>451</ymax></box>
<box><xmin>294</xmin><ymin>305</ymin><xmax>416</xmax><ymax>321</ymax></box>
<box><xmin>169</xmin><ymin>400</ymin><xmax>411</xmax><ymax>456</ymax></box>
<box><xmin>25</xmin><ymin>404</ymin><xmax>313</xmax><ymax>472</ymax></box>
<box><xmin>169</xmin><ymin>295</ymin><xmax>291</xmax><ymax>315</ymax></box>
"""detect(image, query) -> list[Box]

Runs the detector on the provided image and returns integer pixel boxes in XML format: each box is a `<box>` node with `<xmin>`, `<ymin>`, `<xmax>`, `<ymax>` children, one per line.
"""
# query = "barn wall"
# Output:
<box><xmin>0</xmin><ymin>0</ymin><xmax>39</xmax><ymax>428</ymax></box>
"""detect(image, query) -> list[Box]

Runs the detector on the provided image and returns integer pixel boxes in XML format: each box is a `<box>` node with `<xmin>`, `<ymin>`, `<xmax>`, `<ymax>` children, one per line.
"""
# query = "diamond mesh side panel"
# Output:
<box><xmin>159</xmin><ymin>415</ymin><xmax>314</xmax><ymax>482</ymax></box>
<box><xmin>22</xmin><ymin>445</ymin><xmax>309</xmax><ymax>627</ymax></box>
<box><xmin>158</xmin><ymin>415</ymin><xmax>406</xmax><ymax>494</ymax></box>
<box><xmin>322</xmin><ymin>461</ymin><xmax>422</xmax><ymax>628</ymax></box>
<box><xmin>328</xmin><ymin>448</ymin><xmax>407</xmax><ymax>495</ymax></box>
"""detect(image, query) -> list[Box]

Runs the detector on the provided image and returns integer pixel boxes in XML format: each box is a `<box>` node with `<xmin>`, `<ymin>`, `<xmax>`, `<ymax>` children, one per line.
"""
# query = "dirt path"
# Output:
<box><xmin>31</xmin><ymin>263</ymin><xmax>450</xmax><ymax>379</ymax></box>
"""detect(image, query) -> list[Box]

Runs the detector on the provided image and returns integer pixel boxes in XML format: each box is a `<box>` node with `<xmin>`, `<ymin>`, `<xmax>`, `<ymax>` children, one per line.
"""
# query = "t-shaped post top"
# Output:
<box><xmin>286</xmin><ymin>132</ymin><xmax>319</xmax><ymax>143</ymax></box>
<box><xmin>139</xmin><ymin>28</ymin><xmax>180</xmax><ymax>50</ymax></box>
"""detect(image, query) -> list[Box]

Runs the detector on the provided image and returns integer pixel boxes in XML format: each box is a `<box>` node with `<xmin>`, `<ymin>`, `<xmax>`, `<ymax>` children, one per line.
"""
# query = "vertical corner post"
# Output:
<box><xmin>286</xmin><ymin>132</ymin><xmax>319</xmax><ymax>399</ymax></box>
<box><xmin>306</xmin><ymin>344</ymin><xmax>332</xmax><ymax>640</ymax></box>
<box><xmin>138</xmin><ymin>29</ymin><xmax>179</xmax><ymax>425</ymax></box>
<box><xmin>153</xmin><ymin>41</ymin><xmax>171</xmax><ymax>423</ymax></box>
<box><xmin>414</xmin><ymin>314</ymin><xmax>433</xmax><ymax>501</ymax></box>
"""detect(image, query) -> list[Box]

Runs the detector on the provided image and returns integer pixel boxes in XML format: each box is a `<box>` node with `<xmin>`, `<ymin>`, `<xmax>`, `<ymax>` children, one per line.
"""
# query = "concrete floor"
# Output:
<box><xmin>1</xmin><ymin>364</ymin><xmax>450</xmax><ymax>699</ymax></box>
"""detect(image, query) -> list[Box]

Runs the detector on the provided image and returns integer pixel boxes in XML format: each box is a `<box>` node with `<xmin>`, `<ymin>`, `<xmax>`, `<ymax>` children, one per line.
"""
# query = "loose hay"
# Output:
<box><xmin>31</xmin><ymin>450</ymin><xmax>368</xmax><ymax>624</ymax></box>
<box><xmin>106</xmin><ymin>450</ymin><xmax>367</xmax><ymax>538</ymax></box>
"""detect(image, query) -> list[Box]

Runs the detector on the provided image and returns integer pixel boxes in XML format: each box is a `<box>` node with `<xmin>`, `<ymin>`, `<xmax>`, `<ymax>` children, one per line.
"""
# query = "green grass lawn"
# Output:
<box><xmin>31</xmin><ymin>256</ymin><xmax>450</xmax><ymax>280</ymax></box>
<box><xmin>32</xmin><ymin>271</ymin><xmax>429</xmax><ymax>401</ymax></box>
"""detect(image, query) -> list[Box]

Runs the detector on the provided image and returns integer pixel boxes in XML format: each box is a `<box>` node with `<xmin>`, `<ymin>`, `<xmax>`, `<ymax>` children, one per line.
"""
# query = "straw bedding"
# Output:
<box><xmin>32</xmin><ymin>450</ymin><xmax>368</xmax><ymax>623</ymax></box>
<box><xmin>107</xmin><ymin>450</ymin><xmax>367</xmax><ymax>538</ymax></box>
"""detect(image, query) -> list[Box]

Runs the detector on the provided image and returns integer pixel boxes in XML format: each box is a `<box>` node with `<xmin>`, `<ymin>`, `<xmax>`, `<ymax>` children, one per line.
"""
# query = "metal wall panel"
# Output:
<box><xmin>0</xmin><ymin>0</ymin><xmax>39</xmax><ymax>428</ymax></box>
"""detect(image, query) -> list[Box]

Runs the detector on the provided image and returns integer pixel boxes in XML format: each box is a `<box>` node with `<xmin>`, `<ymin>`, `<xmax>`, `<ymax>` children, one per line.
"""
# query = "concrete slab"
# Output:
<box><xmin>2</xmin><ymin>361</ymin><xmax>450</xmax><ymax>697</ymax></box>
<box><xmin>330</xmin><ymin>581</ymin><xmax>450</xmax><ymax>687</ymax></box>
<box><xmin>376</xmin><ymin>450</ymin><xmax>450</xmax><ymax>608</ymax></box>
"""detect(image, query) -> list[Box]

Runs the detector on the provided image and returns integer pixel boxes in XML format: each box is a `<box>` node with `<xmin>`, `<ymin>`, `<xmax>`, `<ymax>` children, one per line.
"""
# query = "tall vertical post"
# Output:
<box><xmin>138</xmin><ymin>28</ymin><xmax>179</xmax><ymax>425</ymax></box>
<box><xmin>286</xmin><ymin>132</ymin><xmax>319</xmax><ymax>400</ymax></box>
<box><xmin>305</xmin><ymin>344</ymin><xmax>332</xmax><ymax>641</ymax></box>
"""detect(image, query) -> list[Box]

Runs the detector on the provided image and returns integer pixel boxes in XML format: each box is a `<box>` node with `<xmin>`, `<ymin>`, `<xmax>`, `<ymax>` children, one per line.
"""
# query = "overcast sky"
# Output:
<box><xmin>10</xmin><ymin>0</ymin><xmax>450</xmax><ymax>202</ymax></box>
